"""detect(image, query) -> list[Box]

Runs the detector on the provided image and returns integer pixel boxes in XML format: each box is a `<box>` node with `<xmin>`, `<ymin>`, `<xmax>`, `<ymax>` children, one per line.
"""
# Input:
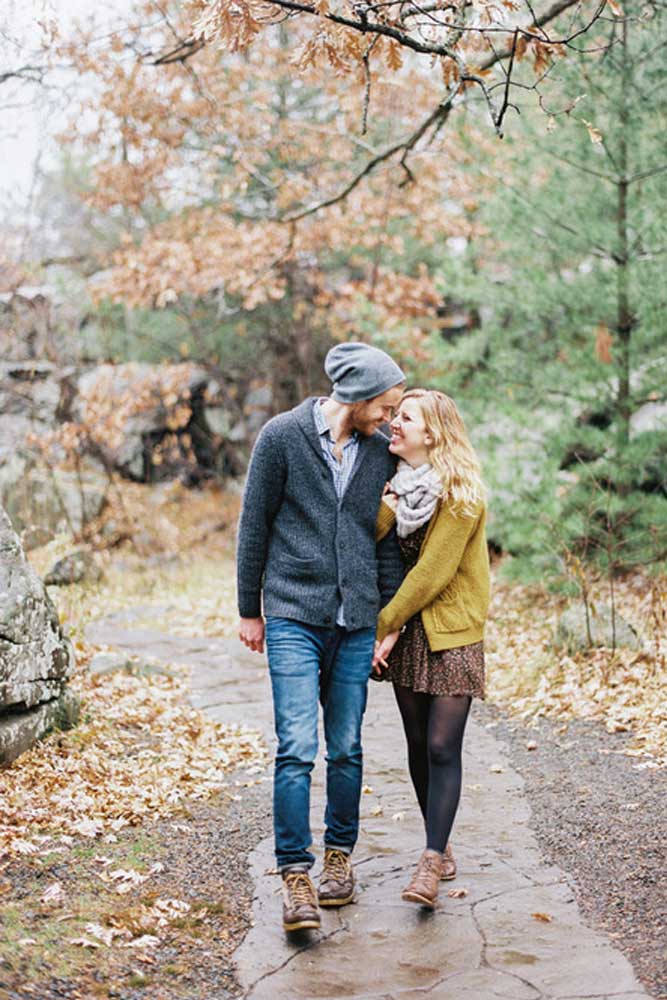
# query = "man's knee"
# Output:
<box><xmin>276</xmin><ymin>728</ymin><xmax>318</xmax><ymax>768</ymax></box>
<box><xmin>326</xmin><ymin>733</ymin><xmax>363</xmax><ymax>765</ymax></box>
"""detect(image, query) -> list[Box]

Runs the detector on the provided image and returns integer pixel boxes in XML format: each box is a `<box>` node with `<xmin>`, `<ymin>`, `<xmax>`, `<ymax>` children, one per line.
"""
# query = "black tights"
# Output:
<box><xmin>393</xmin><ymin>685</ymin><xmax>471</xmax><ymax>852</ymax></box>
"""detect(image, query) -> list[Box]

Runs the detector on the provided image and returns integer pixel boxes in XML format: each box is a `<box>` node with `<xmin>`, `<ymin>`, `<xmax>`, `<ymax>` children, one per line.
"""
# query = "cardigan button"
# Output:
<box><xmin>324</xmin><ymin>615</ymin><xmax>332</xmax><ymax>625</ymax></box>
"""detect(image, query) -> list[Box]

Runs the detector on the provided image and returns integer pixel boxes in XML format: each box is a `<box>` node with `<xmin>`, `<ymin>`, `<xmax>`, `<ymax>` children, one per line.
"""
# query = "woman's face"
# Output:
<box><xmin>389</xmin><ymin>397</ymin><xmax>432</xmax><ymax>466</ymax></box>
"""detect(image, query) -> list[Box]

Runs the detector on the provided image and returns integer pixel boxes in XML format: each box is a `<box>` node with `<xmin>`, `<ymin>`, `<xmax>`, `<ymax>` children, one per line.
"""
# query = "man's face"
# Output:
<box><xmin>349</xmin><ymin>384</ymin><xmax>405</xmax><ymax>436</ymax></box>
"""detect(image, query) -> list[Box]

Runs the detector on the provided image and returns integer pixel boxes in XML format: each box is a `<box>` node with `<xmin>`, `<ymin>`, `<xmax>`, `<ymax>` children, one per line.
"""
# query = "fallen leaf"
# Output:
<box><xmin>84</xmin><ymin>922</ymin><xmax>125</xmax><ymax>947</ymax></box>
<box><xmin>489</xmin><ymin>764</ymin><xmax>505</xmax><ymax>773</ymax></box>
<box><xmin>532</xmin><ymin>912</ymin><xmax>553</xmax><ymax>922</ymax></box>
<box><xmin>40</xmin><ymin>882</ymin><xmax>64</xmax><ymax>905</ymax></box>
<box><xmin>72</xmin><ymin>818</ymin><xmax>105</xmax><ymax>838</ymax></box>
<box><xmin>69</xmin><ymin>936</ymin><xmax>102</xmax><ymax>949</ymax></box>
<box><xmin>447</xmin><ymin>887</ymin><xmax>469</xmax><ymax>898</ymax></box>
<box><xmin>121</xmin><ymin>934</ymin><xmax>161</xmax><ymax>948</ymax></box>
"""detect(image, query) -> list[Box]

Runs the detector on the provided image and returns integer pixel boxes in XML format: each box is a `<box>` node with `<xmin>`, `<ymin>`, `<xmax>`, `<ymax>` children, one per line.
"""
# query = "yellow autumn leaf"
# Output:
<box><xmin>595</xmin><ymin>324</ymin><xmax>613</xmax><ymax>363</ymax></box>
<box><xmin>582</xmin><ymin>118</ymin><xmax>603</xmax><ymax>144</ymax></box>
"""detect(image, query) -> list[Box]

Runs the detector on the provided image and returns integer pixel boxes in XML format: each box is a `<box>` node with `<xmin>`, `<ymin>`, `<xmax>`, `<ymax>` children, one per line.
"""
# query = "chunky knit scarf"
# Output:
<box><xmin>389</xmin><ymin>460</ymin><xmax>443</xmax><ymax>538</ymax></box>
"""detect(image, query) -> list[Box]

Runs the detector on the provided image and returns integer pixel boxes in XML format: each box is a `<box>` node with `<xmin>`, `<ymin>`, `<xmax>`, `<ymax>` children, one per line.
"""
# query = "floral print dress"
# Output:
<box><xmin>383</xmin><ymin>520</ymin><xmax>485</xmax><ymax>698</ymax></box>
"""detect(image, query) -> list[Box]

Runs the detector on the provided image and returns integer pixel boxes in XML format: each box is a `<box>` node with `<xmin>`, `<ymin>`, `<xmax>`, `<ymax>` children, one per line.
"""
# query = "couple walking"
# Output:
<box><xmin>237</xmin><ymin>342</ymin><xmax>490</xmax><ymax>931</ymax></box>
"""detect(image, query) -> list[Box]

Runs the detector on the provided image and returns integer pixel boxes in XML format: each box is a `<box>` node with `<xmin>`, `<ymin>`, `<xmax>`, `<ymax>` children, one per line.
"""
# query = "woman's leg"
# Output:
<box><xmin>393</xmin><ymin>684</ymin><xmax>431</xmax><ymax>819</ymax></box>
<box><xmin>425</xmin><ymin>695</ymin><xmax>471</xmax><ymax>852</ymax></box>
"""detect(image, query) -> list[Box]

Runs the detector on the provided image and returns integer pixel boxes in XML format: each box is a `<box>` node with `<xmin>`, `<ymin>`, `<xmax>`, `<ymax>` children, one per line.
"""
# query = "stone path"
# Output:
<box><xmin>87</xmin><ymin>614</ymin><xmax>653</xmax><ymax>1000</ymax></box>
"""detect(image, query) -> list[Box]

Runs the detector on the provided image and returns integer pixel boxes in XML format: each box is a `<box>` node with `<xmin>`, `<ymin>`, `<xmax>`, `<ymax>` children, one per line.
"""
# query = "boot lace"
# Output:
<box><xmin>324</xmin><ymin>849</ymin><xmax>350</xmax><ymax>881</ymax></box>
<box><xmin>420</xmin><ymin>852</ymin><xmax>442</xmax><ymax>875</ymax></box>
<box><xmin>285</xmin><ymin>872</ymin><xmax>316</xmax><ymax>905</ymax></box>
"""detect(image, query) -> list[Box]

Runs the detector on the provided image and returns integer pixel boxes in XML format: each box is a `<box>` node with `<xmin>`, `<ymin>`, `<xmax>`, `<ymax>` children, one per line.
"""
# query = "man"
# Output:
<box><xmin>237</xmin><ymin>341</ymin><xmax>405</xmax><ymax>932</ymax></box>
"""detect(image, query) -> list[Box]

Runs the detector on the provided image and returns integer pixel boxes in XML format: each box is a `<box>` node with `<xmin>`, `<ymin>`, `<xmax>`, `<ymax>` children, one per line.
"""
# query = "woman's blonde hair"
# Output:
<box><xmin>402</xmin><ymin>389</ymin><xmax>485</xmax><ymax>516</ymax></box>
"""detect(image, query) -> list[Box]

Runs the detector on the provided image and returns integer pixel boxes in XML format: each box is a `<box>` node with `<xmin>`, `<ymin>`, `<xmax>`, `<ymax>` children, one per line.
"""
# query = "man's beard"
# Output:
<box><xmin>348</xmin><ymin>404</ymin><xmax>379</xmax><ymax>436</ymax></box>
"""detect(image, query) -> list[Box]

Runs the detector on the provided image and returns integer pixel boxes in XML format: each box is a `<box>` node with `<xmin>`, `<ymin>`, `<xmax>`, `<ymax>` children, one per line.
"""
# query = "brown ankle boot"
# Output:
<box><xmin>441</xmin><ymin>843</ymin><xmax>457</xmax><ymax>881</ymax></box>
<box><xmin>282</xmin><ymin>870</ymin><xmax>320</xmax><ymax>932</ymax></box>
<box><xmin>318</xmin><ymin>848</ymin><xmax>355</xmax><ymax>907</ymax></box>
<box><xmin>402</xmin><ymin>849</ymin><xmax>443</xmax><ymax>908</ymax></box>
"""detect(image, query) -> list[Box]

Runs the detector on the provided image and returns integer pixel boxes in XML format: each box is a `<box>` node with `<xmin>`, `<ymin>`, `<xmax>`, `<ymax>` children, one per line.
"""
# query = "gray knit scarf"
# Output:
<box><xmin>389</xmin><ymin>460</ymin><xmax>443</xmax><ymax>538</ymax></box>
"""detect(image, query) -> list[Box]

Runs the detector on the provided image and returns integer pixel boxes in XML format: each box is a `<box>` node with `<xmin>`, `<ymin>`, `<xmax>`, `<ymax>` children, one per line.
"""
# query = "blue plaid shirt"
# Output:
<box><xmin>313</xmin><ymin>399</ymin><xmax>360</xmax><ymax>626</ymax></box>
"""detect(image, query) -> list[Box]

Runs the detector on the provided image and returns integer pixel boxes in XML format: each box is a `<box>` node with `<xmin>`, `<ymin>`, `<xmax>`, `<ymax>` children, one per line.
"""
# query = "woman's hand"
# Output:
<box><xmin>372</xmin><ymin>631</ymin><xmax>401</xmax><ymax>675</ymax></box>
<box><xmin>382</xmin><ymin>484</ymin><xmax>398</xmax><ymax>511</ymax></box>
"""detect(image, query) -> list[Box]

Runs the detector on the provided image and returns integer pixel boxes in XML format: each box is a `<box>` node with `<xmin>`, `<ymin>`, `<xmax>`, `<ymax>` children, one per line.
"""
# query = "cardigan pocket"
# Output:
<box><xmin>275</xmin><ymin>554</ymin><xmax>321</xmax><ymax>580</ymax></box>
<box><xmin>431</xmin><ymin>580</ymin><xmax>471</xmax><ymax>633</ymax></box>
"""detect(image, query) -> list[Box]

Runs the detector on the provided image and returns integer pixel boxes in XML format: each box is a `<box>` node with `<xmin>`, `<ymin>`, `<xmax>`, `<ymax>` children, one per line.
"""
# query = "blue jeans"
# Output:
<box><xmin>264</xmin><ymin>617</ymin><xmax>376</xmax><ymax>871</ymax></box>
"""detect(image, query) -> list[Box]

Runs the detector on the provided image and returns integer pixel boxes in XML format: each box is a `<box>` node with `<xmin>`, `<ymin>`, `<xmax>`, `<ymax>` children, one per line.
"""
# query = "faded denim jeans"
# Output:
<box><xmin>264</xmin><ymin>616</ymin><xmax>376</xmax><ymax>871</ymax></box>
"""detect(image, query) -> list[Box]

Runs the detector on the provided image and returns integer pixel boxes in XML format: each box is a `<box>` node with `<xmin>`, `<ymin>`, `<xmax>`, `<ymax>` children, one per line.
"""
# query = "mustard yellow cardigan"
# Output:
<box><xmin>376</xmin><ymin>499</ymin><xmax>491</xmax><ymax>651</ymax></box>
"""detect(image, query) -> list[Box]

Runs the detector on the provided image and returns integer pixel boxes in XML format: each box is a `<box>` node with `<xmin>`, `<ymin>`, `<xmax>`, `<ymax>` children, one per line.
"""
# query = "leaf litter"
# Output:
<box><xmin>0</xmin><ymin>655</ymin><xmax>267</xmax><ymax>860</ymax></box>
<box><xmin>486</xmin><ymin>571</ymin><xmax>667</xmax><ymax>766</ymax></box>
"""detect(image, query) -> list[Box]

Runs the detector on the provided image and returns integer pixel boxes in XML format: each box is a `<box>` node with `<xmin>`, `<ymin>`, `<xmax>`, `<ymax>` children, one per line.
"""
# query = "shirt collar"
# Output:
<box><xmin>313</xmin><ymin>398</ymin><xmax>359</xmax><ymax>442</ymax></box>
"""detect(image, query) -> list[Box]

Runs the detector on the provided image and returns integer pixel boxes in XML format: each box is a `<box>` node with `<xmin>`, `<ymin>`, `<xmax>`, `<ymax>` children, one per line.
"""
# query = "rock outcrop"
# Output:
<box><xmin>554</xmin><ymin>602</ymin><xmax>642</xmax><ymax>653</ymax></box>
<box><xmin>0</xmin><ymin>506</ymin><xmax>78</xmax><ymax>766</ymax></box>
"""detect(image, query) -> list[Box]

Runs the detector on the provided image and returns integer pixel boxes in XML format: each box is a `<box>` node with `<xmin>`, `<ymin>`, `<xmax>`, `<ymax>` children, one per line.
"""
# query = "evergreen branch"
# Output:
<box><xmin>627</xmin><ymin>162</ymin><xmax>667</xmax><ymax>184</ymax></box>
<box><xmin>546</xmin><ymin>150</ymin><xmax>616</xmax><ymax>182</ymax></box>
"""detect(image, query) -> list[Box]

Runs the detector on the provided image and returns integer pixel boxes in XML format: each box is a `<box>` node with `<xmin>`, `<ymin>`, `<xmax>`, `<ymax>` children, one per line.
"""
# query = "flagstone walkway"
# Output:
<box><xmin>86</xmin><ymin>614</ymin><xmax>653</xmax><ymax>1000</ymax></box>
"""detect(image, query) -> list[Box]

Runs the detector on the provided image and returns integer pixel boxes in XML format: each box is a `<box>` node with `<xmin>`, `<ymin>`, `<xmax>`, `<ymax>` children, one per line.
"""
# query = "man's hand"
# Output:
<box><xmin>372</xmin><ymin>630</ymin><xmax>400</xmax><ymax>675</ymax></box>
<box><xmin>239</xmin><ymin>617</ymin><xmax>265</xmax><ymax>654</ymax></box>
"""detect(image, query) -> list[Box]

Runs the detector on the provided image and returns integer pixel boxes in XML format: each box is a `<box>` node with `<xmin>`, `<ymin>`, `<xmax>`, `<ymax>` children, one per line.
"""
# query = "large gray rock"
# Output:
<box><xmin>0</xmin><ymin>362</ymin><xmax>107</xmax><ymax>537</ymax></box>
<box><xmin>0</xmin><ymin>688</ymin><xmax>80</xmax><ymax>767</ymax></box>
<box><xmin>75</xmin><ymin>363</ymin><xmax>214</xmax><ymax>481</ymax></box>
<box><xmin>44</xmin><ymin>549</ymin><xmax>103</xmax><ymax>586</ymax></box>
<box><xmin>0</xmin><ymin>449</ymin><xmax>107</xmax><ymax>539</ymax></box>
<box><xmin>0</xmin><ymin>507</ymin><xmax>75</xmax><ymax>712</ymax></box>
<box><xmin>630</xmin><ymin>401</ymin><xmax>667</xmax><ymax>436</ymax></box>
<box><xmin>554</xmin><ymin>602</ymin><xmax>642</xmax><ymax>653</ymax></box>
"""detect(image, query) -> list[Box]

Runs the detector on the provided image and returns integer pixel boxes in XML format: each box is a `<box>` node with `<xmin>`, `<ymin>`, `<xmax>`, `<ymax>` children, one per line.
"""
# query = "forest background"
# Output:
<box><xmin>1</xmin><ymin>3</ymin><xmax>666</xmax><ymax>993</ymax></box>
<box><xmin>3</xmin><ymin>0</ymin><xmax>666</xmax><ymax>584</ymax></box>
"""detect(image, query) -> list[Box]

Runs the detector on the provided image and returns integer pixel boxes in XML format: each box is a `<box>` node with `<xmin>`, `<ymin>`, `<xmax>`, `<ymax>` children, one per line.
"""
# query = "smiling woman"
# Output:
<box><xmin>372</xmin><ymin>387</ymin><xmax>490</xmax><ymax>908</ymax></box>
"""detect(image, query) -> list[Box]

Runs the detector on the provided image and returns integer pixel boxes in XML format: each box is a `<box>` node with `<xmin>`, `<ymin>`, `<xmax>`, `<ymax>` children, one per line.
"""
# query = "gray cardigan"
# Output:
<box><xmin>236</xmin><ymin>398</ymin><xmax>403</xmax><ymax>630</ymax></box>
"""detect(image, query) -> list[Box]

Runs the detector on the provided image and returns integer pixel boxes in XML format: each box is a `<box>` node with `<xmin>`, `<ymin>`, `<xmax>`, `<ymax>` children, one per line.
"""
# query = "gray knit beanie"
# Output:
<box><xmin>324</xmin><ymin>342</ymin><xmax>405</xmax><ymax>403</ymax></box>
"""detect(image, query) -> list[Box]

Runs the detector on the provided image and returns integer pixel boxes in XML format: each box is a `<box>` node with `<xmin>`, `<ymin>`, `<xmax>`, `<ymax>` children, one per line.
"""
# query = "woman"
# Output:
<box><xmin>373</xmin><ymin>389</ymin><xmax>490</xmax><ymax>908</ymax></box>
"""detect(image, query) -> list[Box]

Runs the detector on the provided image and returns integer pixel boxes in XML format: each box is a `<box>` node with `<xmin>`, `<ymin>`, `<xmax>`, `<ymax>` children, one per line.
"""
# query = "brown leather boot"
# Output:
<box><xmin>318</xmin><ymin>848</ymin><xmax>355</xmax><ymax>907</ymax></box>
<box><xmin>402</xmin><ymin>849</ymin><xmax>443</xmax><ymax>908</ymax></box>
<box><xmin>282</xmin><ymin>870</ymin><xmax>320</xmax><ymax>932</ymax></box>
<box><xmin>441</xmin><ymin>843</ymin><xmax>457</xmax><ymax>881</ymax></box>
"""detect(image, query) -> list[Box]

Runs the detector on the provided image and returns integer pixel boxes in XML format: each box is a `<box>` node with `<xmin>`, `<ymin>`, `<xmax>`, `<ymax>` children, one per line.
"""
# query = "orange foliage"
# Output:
<box><xmin>54</xmin><ymin>2</ymin><xmax>510</xmax><ymax>361</ymax></box>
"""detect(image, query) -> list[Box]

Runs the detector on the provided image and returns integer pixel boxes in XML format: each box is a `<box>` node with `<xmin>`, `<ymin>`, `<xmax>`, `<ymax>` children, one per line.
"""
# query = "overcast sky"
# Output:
<box><xmin>0</xmin><ymin>0</ymin><xmax>133</xmax><ymax>220</ymax></box>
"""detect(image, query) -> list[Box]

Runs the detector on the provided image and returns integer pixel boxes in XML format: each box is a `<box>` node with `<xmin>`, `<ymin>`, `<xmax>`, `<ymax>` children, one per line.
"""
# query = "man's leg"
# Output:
<box><xmin>265</xmin><ymin>617</ymin><xmax>323</xmax><ymax>871</ymax></box>
<box><xmin>265</xmin><ymin>617</ymin><xmax>326</xmax><ymax>931</ymax></box>
<box><xmin>318</xmin><ymin>626</ymin><xmax>375</xmax><ymax>904</ymax></box>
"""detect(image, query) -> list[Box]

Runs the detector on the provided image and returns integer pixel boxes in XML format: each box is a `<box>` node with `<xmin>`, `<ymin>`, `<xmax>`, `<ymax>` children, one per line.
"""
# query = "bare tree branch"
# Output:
<box><xmin>277</xmin><ymin>0</ymin><xmax>603</xmax><ymax>219</ymax></box>
<box><xmin>283</xmin><ymin>95</ymin><xmax>455</xmax><ymax>221</ymax></box>
<box><xmin>0</xmin><ymin>64</ymin><xmax>48</xmax><ymax>86</ymax></box>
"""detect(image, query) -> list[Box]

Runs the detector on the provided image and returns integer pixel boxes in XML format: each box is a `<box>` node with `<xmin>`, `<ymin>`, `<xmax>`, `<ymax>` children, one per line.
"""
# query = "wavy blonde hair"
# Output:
<box><xmin>402</xmin><ymin>389</ymin><xmax>486</xmax><ymax>516</ymax></box>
